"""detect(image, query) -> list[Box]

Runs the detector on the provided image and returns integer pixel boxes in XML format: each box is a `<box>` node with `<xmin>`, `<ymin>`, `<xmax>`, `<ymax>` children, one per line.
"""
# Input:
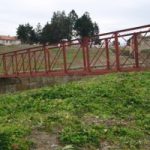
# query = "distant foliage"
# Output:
<box><xmin>17</xmin><ymin>23</ymin><xmax>36</xmax><ymax>44</ymax></box>
<box><xmin>74</xmin><ymin>12</ymin><xmax>94</xmax><ymax>38</ymax></box>
<box><xmin>68</xmin><ymin>10</ymin><xmax>78</xmax><ymax>38</ymax></box>
<box><xmin>41</xmin><ymin>11</ymin><xmax>72</xmax><ymax>44</ymax></box>
<box><xmin>35</xmin><ymin>23</ymin><xmax>42</xmax><ymax>43</ymax></box>
<box><xmin>16</xmin><ymin>10</ymin><xmax>99</xmax><ymax>44</ymax></box>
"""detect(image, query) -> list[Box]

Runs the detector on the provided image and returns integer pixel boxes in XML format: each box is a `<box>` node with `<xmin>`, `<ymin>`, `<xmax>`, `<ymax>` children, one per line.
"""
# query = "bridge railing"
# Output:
<box><xmin>0</xmin><ymin>24</ymin><xmax>150</xmax><ymax>78</ymax></box>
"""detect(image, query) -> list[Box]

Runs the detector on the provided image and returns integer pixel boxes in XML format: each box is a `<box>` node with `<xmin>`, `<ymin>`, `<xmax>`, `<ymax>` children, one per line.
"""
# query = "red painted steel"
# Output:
<box><xmin>114</xmin><ymin>32</ymin><xmax>120</xmax><ymax>71</ymax></box>
<box><xmin>133</xmin><ymin>33</ymin><xmax>139</xmax><ymax>68</ymax></box>
<box><xmin>0</xmin><ymin>24</ymin><xmax>150</xmax><ymax>78</ymax></box>
<box><xmin>105</xmin><ymin>39</ymin><xmax>110</xmax><ymax>69</ymax></box>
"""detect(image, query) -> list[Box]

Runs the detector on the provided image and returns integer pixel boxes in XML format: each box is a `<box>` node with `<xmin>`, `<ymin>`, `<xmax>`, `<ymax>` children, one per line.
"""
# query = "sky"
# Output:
<box><xmin>0</xmin><ymin>0</ymin><xmax>150</xmax><ymax>36</ymax></box>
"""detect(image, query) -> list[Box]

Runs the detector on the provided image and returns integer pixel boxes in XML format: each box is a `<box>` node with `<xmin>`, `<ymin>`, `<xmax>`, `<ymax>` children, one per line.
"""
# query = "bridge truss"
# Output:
<box><xmin>0</xmin><ymin>25</ymin><xmax>150</xmax><ymax>78</ymax></box>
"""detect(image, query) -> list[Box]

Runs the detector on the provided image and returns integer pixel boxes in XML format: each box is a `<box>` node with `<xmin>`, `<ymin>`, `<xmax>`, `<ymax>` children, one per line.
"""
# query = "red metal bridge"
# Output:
<box><xmin>0</xmin><ymin>25</ymin><xmax>150</xmax><ymax>78</ymax></box>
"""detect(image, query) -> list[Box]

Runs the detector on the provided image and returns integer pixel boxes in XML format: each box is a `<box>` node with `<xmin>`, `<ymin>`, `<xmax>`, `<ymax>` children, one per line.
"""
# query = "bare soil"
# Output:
<box><xmin>29</xmin><ymin>130</ymin><xmax>62</xmax><ymax>150</ymax></box>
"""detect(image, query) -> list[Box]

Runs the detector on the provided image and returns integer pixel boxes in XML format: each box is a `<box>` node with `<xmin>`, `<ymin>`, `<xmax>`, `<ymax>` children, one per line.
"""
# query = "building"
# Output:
<box><xmin>0</xmin><ymin>35</ymin><xmax>21</xmax><ymax>46</ymax></box>
<box><xmin>128</xmin><ymin>34</ymin><xmax>150</xmax><ymax>52</ymax></box>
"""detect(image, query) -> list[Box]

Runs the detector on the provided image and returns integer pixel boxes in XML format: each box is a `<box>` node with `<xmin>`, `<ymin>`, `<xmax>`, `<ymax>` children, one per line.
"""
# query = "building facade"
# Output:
<box><xmin>128</xmin><ymin>35</ymin><xmax>150</xmax><ymax>52</ymax></box>
<box><xmin>0</xmin><ymin>35</ymin><xmax>21</xmax><ymax>46</ymax></box>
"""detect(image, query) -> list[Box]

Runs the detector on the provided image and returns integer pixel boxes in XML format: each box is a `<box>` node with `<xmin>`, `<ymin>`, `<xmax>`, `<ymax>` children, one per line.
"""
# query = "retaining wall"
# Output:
<box><xmin>0</xmin><ymin>75</ymin><xmax>83</xmax><ymax>94</ymax></box>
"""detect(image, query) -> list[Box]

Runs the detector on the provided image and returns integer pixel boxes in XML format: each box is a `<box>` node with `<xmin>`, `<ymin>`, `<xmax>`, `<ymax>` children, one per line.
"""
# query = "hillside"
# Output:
<box><xmin>0</xmin><ymin>72</ymin><xmax>150</xmax><ymax>150</ymax></box>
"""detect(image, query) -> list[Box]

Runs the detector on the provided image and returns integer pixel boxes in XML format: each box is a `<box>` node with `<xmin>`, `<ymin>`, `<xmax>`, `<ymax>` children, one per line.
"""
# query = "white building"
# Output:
<box><xmin>128</xmin><ymin>35</ymin><xmax>150</xmax><ymax>52</ymax></box>
<box><xmin>0</xmin><ymin>35</ymin><xmax>21</xmax><ymax>46</ymax></box>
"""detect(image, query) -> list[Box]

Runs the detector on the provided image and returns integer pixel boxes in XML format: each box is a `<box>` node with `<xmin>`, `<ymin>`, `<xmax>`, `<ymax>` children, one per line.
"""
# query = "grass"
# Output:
<box><xmin>0</xmin><ymin>71</ymin><xmax>150</xmax><ymax>149</ymax></box>
<box><xmin>0</xmin><ymin>45</ymin><xmax>34</xmax><ymax>53</ymax></box>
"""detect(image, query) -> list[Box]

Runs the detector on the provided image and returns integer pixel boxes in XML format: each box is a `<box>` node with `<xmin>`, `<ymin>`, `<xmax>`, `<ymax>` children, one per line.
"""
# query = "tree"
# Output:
<box><xmin>16</xmin><ymin>25</ymin><xmax>27</xmax><ymax>43</ymax></box>
<box><xmin>35</xmin><ymin>23</ymin><xmax>42</xmax><ymax>43</ymax></box>
<box><xmin>51</xmin><ymin>11</ymin><xmax>72</xmax><ymax>41</ymax></box>
<box><xmin>92</xmin><ymin>22</ymin><xmax>100</xmax><ymax>45</ymax></box>
<box><xmin>93</xmin><ymin>22</ymin><xmax>99</xmax><ymax>35</ymax></box>
<box><xmin>68</xmin><ymin>10</ymin><xmax>78</xmax><ymax>38</ymax></box>
<box><xmin>17</xmin><ymin>10</ymin><xmax>100</xmax><ymax>45</ymax></box>
<box><xmin>16</xmin><ymin>23</ymin><xmax>36</xmax><ymax>44</ymax></box>
<box><xmin>41</xmin><ymin>11</ymin><xmax>72</xmax><ymax>44</ymax></box>
<box><xmin>41</xmin><ymin>23</ymin><xmax>51</xmax><ymax>44</ymax></box>
<box><xmin>74</xmin><ymin>12</ymin><xmax>94</xmax><ymax>39</ymax></box>
<box><xmin>29</xmin><ymin>29</ymin><xmax>36</xmax><ymax>44</ymax></box>
<box><xmin>68</xmin><ymin>10</ymin><xmax>78</xmax><ymax>28</ymax></box>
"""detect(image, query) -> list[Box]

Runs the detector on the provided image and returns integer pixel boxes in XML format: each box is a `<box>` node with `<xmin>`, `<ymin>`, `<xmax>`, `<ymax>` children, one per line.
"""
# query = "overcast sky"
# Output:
<box><xmin>0</xmin><ymin>0</ymin><xmax>149</xmax><ymax>36</ymax></box>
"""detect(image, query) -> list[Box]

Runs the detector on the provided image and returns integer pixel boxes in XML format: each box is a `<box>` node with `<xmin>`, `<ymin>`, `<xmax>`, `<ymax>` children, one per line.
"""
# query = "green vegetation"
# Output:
<box><xmin>16</xmin><ymin>10</ymin><xmax>99</xmax><ymax>44</ymax></box>
<box><xmin>74</xmin><ymin>12</ymin><xmax>99</xmax><ymax>38</ymax></box>
<box><xmin>0</xmin><ymin>72</ymin><xmax>150</xmax><ymax>149</ymax></box>
<box><xmin>0</xmin><ymin>45</ymin><xmax>33</xmax><ymax>53</ymax></box>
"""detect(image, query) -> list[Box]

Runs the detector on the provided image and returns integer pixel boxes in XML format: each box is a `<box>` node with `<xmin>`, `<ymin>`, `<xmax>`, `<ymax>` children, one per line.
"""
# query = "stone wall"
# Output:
<box><xmin>0</xmin><ymin>75</ymin><xmax>84</xmax><ymax>94</ymax></box>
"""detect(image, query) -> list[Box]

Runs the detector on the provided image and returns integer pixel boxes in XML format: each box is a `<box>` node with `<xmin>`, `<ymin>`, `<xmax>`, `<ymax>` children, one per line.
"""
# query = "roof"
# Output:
<box><xmin>0</xmin><ymin>35</ymin><xmax>18</xmax><ymax>41</ymax></box>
